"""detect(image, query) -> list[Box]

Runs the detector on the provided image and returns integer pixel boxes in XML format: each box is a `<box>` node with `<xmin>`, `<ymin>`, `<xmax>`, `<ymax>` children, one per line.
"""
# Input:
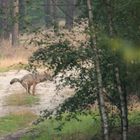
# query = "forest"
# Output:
<box><xmin>0</xmin><ymin>0</ymin><xmax>140</xmax><ymax>140</ymax></box>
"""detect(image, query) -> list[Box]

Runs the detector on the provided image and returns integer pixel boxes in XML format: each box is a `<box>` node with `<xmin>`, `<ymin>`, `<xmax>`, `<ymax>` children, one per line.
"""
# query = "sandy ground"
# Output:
<box><xmin>0</xmin><ymin>70</ymin><xmax>74</xmax><ymax>117</ymax></box>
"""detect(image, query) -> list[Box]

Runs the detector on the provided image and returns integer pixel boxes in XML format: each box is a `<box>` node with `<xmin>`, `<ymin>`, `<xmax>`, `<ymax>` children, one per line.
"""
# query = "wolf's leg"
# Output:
<box><xmin>21</xmin><ymin>82</ymin><xmax>28</xmax><ymax>94</ymax></box>
<box><xmin>32</xmin><ymin>83</ymin><xmax>37</xmax><ymax>95</ymax></box>
<box><xmin>27</xmin><ymin>85</ymin><xmax>31</xmax><ymax>94</ymax></box>
<box><xmin>24</xmin><ymin>83</ymin><xmax>30</xmax><ymax>94</ymax></box>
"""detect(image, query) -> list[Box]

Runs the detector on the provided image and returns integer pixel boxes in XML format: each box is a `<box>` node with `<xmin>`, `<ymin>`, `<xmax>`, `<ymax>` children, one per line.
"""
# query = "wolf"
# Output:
<box><xmin>10</xmin><ymin>72</ymin><xmax>52</xmax><ymax>95</ymax></box>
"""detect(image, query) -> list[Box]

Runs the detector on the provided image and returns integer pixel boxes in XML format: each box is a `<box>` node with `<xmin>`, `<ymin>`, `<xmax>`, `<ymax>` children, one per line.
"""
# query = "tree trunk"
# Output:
<box><xmin>19</xmin><ymin>0</ymin><xmax>25</xmax><ymax>31</ymax></box>
<box><xmin>12</xmin><ymin>0</ymin><xmax>19</xmax><ymax>47</ymax></box>
<box><xmin>87</xmin><ymin>0</ymin><xmax>109</xmax><ymax>140</ymax></box>
<box><xmin>1</xmin><ymin>0</ymin><xmax>10</xmax><ymax>40</ymax></box>
<box><xmin>115</xmin><ymin>67</ymin><xmax>128</xmax><ymax>140</ymax></box>
<box><xmin>104</xmin><ymin>0</ymin><xmax>114</xmax><ymax>37</ymax></box>
<box><xmin>0</xmin><ymin>0</ymin><xmax>2</xmax><ymax>37</ymax></box>
<box><xmin>103</xmin><ymin>1</ymin><xmax>128</xmax><ymax>139</ymax></box>
<box><xmin>52</xmin><ymin>0</ymin><xmax>58</xmax><ymax>32</ymax></box>
<box><xmin>65</xmin><ymin>0</ymin><xmax>75</xmax><ymax>31</ymax></box>
<box><xmin>44</xmin><ymin>0</ymin><xmax>52</xmax><ymax>27</ymax></box>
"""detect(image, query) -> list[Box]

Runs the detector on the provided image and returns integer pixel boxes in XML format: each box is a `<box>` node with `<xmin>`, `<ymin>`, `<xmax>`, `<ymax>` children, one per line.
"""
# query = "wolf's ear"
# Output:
<box><xmin>44</xmin><ymin>68</ymin><xmax>49</xmax><ymax>73</ymax></box>
<box><xmin>43</xmin><ymin>71</ymin><xmax>48</xmax><ymax>77</ymax></box>
<box><xmin>44</xmin><ymin>71</ymin><xmax>47</xmax><ymax>74</ymax></box>
<box><xmin>44</xmin><ymin>69</ymin><xmax>52</xmax><ymax>75</ymax></box>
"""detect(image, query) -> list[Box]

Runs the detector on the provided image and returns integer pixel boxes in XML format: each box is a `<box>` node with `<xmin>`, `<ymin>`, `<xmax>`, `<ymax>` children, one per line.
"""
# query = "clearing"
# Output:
<box><xmin>0</xmin><ymin>70</ymin><xmax>74</xmax><ymax>117</ymax></box>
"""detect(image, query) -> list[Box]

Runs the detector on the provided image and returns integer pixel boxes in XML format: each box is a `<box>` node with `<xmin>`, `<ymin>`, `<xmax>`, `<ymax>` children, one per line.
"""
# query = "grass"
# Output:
<box><xmin>128</xmin><ymin>111</ymin><xmax>140</xmax><ymax>125</ymax></box>
<box><xmin>20</xmin><ymin>110</ymin><xmax>140</xmax><ymax>140</ymax></box>
<box><xmin>0</xmin><ymin>111</ymin><xmax>37</xmax><ymax>137</ymax></box>
<box><xmin>0</xmin><ymin>45</ymin><xmax>36</xmax><ymax>73</ymax></box>
<box><xmin>0</xmin><ymin>109</ymin><xmax>139</xmax><ymax>140</ymax></box>
<box><xmin>4</xmin><ymin>93</ymin><xmax>40</xmax><ymax>106</ymax></box>
<box><xmin>128</xmin><ymin>125</ymin><xmax>140</xmax><ymax>140</ymax></box>
<box><xmin>0</xmin><ymin>63</ymin><xmax>28</xmax><ymax>73</ymax></box>
<box><xmin>21</xmin><ymin>113</ymin><xmax>101</xmax><ymax>140</ymax></box>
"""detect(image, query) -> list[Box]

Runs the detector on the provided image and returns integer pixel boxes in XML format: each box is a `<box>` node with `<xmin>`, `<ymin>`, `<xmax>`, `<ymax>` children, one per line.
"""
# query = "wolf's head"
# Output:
<box><xmin>44</xmin><ymin>71</ymin><xmax>53</xmax><ymax>81</ymax></box>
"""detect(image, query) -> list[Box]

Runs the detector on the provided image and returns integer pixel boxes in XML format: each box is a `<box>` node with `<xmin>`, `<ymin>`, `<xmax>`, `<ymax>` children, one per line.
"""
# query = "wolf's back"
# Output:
<box><xmin>10</xmin><ymin>78</ymin><xmax>21</xmax><ymax>84</ymax></box>
<box><xmin>21</xmin><ymin>74</ymin><xmax>34</xmax><ymax>83</ymax></box>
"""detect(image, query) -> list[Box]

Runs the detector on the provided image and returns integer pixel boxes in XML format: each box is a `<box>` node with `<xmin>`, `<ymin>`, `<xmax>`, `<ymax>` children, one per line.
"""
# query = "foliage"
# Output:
<box><xmin>29</xmin><ymin>41</ymin><xmax>98</xmax><ymax>117</ymax></box>
<box><xmin>28</xmin><ymin>36</ymin><xmax>124</xmax><ymax>125</ymax></box>
<box><xmin>23</xmin><ymin>19</ymin><xmax>88</xmax><ymax>47</ymax></box>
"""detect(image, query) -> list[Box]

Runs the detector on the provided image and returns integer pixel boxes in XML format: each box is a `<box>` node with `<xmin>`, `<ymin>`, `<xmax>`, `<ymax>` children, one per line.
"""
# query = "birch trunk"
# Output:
<box><xmin>115</xmin><ymin>67</ymin><xmax>128</xmax><ymax>140</ymax></box>
<box><xmin>87</xmin><ymin>0</ymin><xmax>109</xmax><ymax>140</ymax></box>
<box><xmin>103</xmin><ymin>1</ymin><xmax>128</xmax><ymax>139</ymax></box>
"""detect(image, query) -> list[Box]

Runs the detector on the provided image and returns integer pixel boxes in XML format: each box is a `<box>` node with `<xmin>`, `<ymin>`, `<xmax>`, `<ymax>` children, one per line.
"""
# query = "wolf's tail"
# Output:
<box><xmin>10</xmin><ymin>78</ymin><xmax>21</xmax><ymax>85</ymax></box>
